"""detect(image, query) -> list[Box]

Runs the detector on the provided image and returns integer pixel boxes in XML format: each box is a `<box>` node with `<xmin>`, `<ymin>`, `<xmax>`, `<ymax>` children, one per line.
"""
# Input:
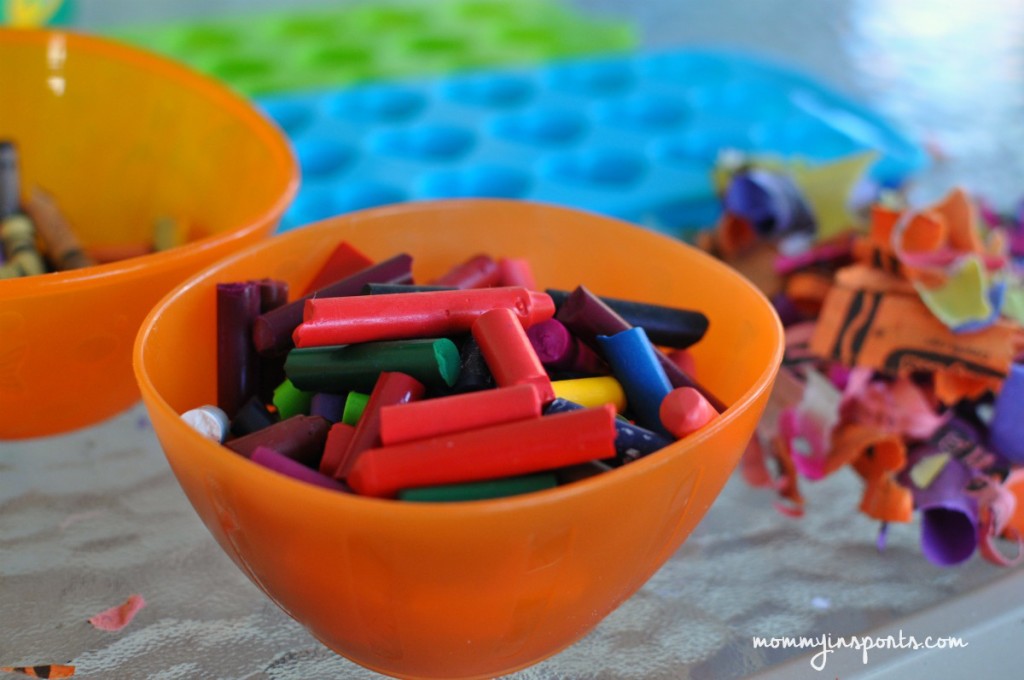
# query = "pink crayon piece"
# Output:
<box><xmin>526</xmin><ymin>318</ymin><xmax>606</xmax><ymax>374</ymax></box>
<box><xmin>251</xmin><ymin>445</ymin><xmax>349</xmax><ymax>491</ymax></box>
<box><xmin>659</xmin><ymin>387</ymin><xmax>719</xmax><ymax>439</ymax></box>
<box><xmin>348</xmin><ymin>404</ymin><xmax>618</xmax><ymax>498</ymax></box>
<box><xmin>497</xmin><ymin>257</ymin><xmax>537</xmax><ymax>289</ymax></box>
<box><xmin>472</xmin><ymin>307</ymin><xmax>555</xmax><ymax>404</ymax></box>
<box><xmin>332</xmin><ymin>371</ymin><xmax>426</xmax><ymax>480</ymax></box>
<box><xmin>294</xmin><ymin>287</ymin><xmax>555</xmax><ymax>348</ymax></box>
<box><xmin>429</xmin><ymin>253</ymin><xmax>501</xmax><ymax>288</ymax></box>
<box><xmin>379</xmin><ymin>383</ymin><xmax>542</xmax><ymax>446</ymax></box>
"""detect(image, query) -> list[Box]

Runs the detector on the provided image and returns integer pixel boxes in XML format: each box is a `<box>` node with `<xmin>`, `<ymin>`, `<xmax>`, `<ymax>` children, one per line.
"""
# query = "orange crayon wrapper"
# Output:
<box><xmin>810</xmin><ymin>269</ymin><xmax>1016</xmax><ymax>381</ymax></box>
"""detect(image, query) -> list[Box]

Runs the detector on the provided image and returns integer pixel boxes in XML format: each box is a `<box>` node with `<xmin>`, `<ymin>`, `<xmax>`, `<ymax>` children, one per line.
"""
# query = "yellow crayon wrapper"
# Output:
<box><xmin>551</xmin><ymin>376</ymin><xmax>627</xmax><ymax>412</ymax></box>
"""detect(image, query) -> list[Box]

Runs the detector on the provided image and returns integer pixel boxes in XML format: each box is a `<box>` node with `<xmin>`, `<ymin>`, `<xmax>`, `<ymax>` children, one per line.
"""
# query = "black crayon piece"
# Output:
<box><xmin>545</xmin><ymin>397</ymin><xmax>671</xmax><ymax>465</ymax></box>
<box><xmin>555</xmin><ymin>460</ymin><xmax>615</xmax><ymax>485</ymax></box>
<box><xmin>229</xmin><ymin>395</ymin><xmax>280</xmax><ymax>437</ymax></box>
<box><xmin>546</xmin><ymin>288</ymin><xmax>709</xmax><ymax>349</ymax></box>
<box><xmin>555</xmin><ymin>285</ymin><xmax>727</xmax><ymax>412</ymax></box>
<box><xmin>361</xmin><ymin>282</ymin><xmax>457</xmax><ymax>295</ymax></box>
<box><xmin>252</xmin><ymin>254</ymin><xmax>413</xmax><ymax>357</ymax></box>
<box><xmin>451</xmin><ymin>335</ymin><xmax>495</xmax><ymax>394</ymax></box>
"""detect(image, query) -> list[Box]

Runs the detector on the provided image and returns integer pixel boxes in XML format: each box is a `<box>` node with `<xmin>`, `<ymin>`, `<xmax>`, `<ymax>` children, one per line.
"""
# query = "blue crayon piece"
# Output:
<box><xmin>545</xmin><ymin>397</ymin><xmax>671</xmax><ymax>464</ymax></box>
<box><xmin>596</xmin><ymin>327</ymin><xmax>673</xmax><ymax>437</ymax></box>
<box><xmin>990</xmin><ymin>363</ymin><xmax>1024</xmax><ymax>463</ymax></box>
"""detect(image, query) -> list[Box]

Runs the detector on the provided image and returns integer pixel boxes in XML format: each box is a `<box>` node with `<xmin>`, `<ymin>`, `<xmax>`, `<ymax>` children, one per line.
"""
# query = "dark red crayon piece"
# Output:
<box><xmin>472</xmin><ymin>307</ymin><xmax>555</xmax><ymax>403</ymax></box>
<box><xmin>555</xmin><ymin>285</ymin><xmax>726</xmax><ymax>412</ymax></box>
<box><xmin>429</xmin><ymin>253</ymin><xmax>501</xmax><ymax>288</ymax></box>
<box><xmin>379</xmin><ymin>383</ymin><xmax>542</xmax><ymax>445</ymax></box>
<box><xmin>251</xmin><ymin>445</ymin><xmax>349</xmax><ymax>492</ymax></box>
<box><xmin>256</xmin><ymin>279</ymin><xmax>290</xmax><ymax>401</ymax></box>
<box><xmin>294</xmin><ymin>287</ymin><xmax>555</xmax><ymax>348</ymax></box>
<box><xmin>347</xmin><ymin>404</ymin><xmax>618</xmax><ymax>498</ymax></box>
<box><xmin>225</xmin><ymin>414</ymin><xmax>331</xmax><ymax>469</ymax></box>
<box><xmin>253</xmin><ymin>253</ymin><xmax>413</xmax><ymax>356</ymax></box>
<box><xmin>217</xmin><ymin>281</ymin><xmax>262</xmax><ymax>419</ymax></box>
<box><xmin>330</xmin><ymin>372</ymin><xmax>426</xmax><ymax>480</ymax></box>
<box><xmin>302</xmin><ymin>241</ymin><xmax>374</xmax><ymax>295</ymax></box>
<box><xmin>257</xmin><ymin>278</ymin><xmax>289</xmax><ymax>312</ymax></box>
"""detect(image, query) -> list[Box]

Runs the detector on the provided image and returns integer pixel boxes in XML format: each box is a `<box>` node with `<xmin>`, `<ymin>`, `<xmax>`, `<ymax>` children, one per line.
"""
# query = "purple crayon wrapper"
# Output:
<box><xmin>903</xmin><ymin>447</ymin><xmax>978</xmax><ymax>567</ymax></box>
<box><xmin>251</xmin><ymin>445</ymin><xmax>348</xmax><ymax>491</ymax></box>
<box><xmin>724</xmin><ymin>169</ymin><xmax>815</xmax><ymax>238</ymax></box>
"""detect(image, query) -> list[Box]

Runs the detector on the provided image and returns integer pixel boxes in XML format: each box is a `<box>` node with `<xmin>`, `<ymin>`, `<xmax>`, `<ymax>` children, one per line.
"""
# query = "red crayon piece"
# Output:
<box><xmin>659</xmin><ymin>387</ymin><xmax>719</xmax><ymax>439</ymax></box>
<box><xmin>429</xmin><ymin>253</ymin><xmax>501</xmax><ymax>288</ymax></box>
<box><xmin>379</xmin><ymin>383</ymin><xmax>542</xmax><ymax>445</ymax></box>
<box><xmin>497</xmin><ymin>257</ymin><xmax>537</xmax><ymax>289</ymax></box>
<box><xmin>303</xmin><ymin>241</ymin><xmax>374</xmax><ymax>295</ymax></box>
<box><xmin>472</xmin><ymin>307</ymin><xmax>555</xmax><ymax>403</ymax></box>
<box><xmin>319</xmin><ymin>421</ymin><xmax>356</xmax><ymax>476</ymax></box>
<box><xmin>251</xmin><ymin>445</ymin><xmax>349</xmax><ymax>492</ymax></box>
<box><xmin>253</xmin><ymin>253</ymin><xmax>413</xmax><ymax>356</ymax></box>
<box><xmin>225</xmin><ymin>414</ymin><xmax>331</xmax><ymax>469</ymax></box>
<box><xmin>294</xmin><ymin>287</ymin><xmax>555</xmax><ymax>348</ymax></box>
<box><xmin>666</xmin><ymin>348</ymin><xmax>697</xmax><ymax>379</ymax></box>
<box><xmin>331</xmin><ymin>372</ymin><xmax>426</xmax><ymax>480</ymax></box>
<box><xmin>348</xmin><ymin>404</ymin><xmax>618</xmax><ymax>498</ymax></box>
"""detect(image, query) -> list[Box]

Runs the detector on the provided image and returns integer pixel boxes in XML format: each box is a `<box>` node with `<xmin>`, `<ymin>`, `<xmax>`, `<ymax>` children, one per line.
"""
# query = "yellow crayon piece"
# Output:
<box><xmin>0</xmin><ymin>214</ymin><xmax>46</xmax><ymax>278</ymax></box>
<box><xmin>551</xmin><ymin>375</ymin><xmax>627</xmax><ymax>412</ymax></box>
<box><xmin>152</xmin><ymin>215</ymin><xmax>189</xmax><ymax>252</ymax></box>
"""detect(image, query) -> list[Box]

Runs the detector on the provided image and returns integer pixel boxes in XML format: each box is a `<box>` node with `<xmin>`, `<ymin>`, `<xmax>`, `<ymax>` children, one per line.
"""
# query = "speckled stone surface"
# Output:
<box><xmin>3</xmin><ymin>1</ymin><xmax>1022</xmax><ymax>678</ymax></box>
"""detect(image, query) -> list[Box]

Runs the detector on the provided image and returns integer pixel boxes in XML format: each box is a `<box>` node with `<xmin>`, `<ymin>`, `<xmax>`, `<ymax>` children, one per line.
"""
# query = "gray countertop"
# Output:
<box><xmin>3</xmin><ymin>1</ymin><xmax>1022</xmax><ymax>678</ymax></box>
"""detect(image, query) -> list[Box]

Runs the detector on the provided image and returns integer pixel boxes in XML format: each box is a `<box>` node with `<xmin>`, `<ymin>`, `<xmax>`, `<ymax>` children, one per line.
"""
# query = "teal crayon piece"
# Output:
<box><xmin>285</xmin><ymin>338</ymin><xmax>461</xmax><ymax>393</ymax></box>
<box><xmin>272</xmin><ymin>378</ymin><xmax>312</xmax><ymax>419</ymax></box>
<box><xmin>398</xmin><ymin>473</ymin><xmax>558</xmax><ymax>502</ymax></box>
<box><xmin>342</xmin><ymin>391</ymin><xmax>369</xmax><ymax>425</ymax></box>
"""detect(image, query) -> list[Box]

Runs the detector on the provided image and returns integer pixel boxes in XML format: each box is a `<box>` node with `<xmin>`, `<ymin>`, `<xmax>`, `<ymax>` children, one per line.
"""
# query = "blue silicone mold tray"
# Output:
<box><xmin>259</xmin><ymin>49</ymin><xmax>928</xmax><ymax>235</ymax></box>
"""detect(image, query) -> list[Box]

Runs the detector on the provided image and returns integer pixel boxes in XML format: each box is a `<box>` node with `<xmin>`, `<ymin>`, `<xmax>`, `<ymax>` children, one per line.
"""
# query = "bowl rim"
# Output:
<box><xmin>133</xmin><ymin>198</ymin><xmax>784</xmax><ymax>518</ymax></box>
<box><xmin>0</xmin><ymin>27</ymin><xmax>300</xmax><ymax>296</ymax></box>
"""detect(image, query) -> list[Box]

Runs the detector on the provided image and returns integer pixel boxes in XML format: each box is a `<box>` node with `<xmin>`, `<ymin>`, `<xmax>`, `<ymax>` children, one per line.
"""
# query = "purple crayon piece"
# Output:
<box><xmin>310</xmin><ymin>392</ymin><xmax>346</xmax><ymax>423</ymax></box>
<box><xmin>555</xmin><ymin>285</ymin><xmax>726</xmax><ymax>412</ymax></box>
<box><xmin>217</xmin><ymin>281</ymin><xmax>262</xmax><ymax>420</ymax></box>
<box><xmin>989</xmin><ymin>363</ymin><xmax>1024</xmax><ymax>464</ymax></box>
<box><xmin>251</xmin><ymin>445</ymin><xmax>348</xmax><ymax>491</ymax></box>
<box><xmin>225</xmin><ymin>414</ymin><xmax>331</xmax><ymax>469</ymax></box>
<box><xmin>526</xmin><ymin>318</ymin><xmax>606</xmax><ymax>374</ymax></box>
<box><xmin>257</xmin><ymin>278</ymin><xmax>289</xmax><ymax>312</ymax></box>
<box><xmin>252</xmin><ymin>254</ymin><xmax>414</xmax><ymax>356</ymax></box>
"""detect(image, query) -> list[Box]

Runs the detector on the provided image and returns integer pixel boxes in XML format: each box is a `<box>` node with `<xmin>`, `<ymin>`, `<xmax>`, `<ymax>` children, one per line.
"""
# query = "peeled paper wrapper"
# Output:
<box><xmin>87</xmin><ymin>594</ymin><xmax>146</xmax><ymax>632</ymax></box>
<box><xmin>904</xmin><ymin>451</ymin><xmax>979</xmax><ymax>567</ymax></box>
<box><xmin>724</xmin><ymin>169</ymin><xmax>815</xmax><ymax>238</ymax></box>
<box><xmin>810</xmin><ymin>266</ymin><xmax>1015</xmax><ymax>387</ymax></box>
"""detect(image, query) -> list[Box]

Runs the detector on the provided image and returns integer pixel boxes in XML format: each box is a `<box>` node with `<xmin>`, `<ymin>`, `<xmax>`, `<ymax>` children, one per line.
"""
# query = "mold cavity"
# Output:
<box><xmin>596</xmin><ymin>94</ymin><xmax>688</xmax><ymax>131</ymax></box>
<box><xmin>406</xmin><ymin>35</ymin><xmax>467</xmax><ymax>59</ymax></box>
<box><xmin>370</xmin><ymin>124</ymin><xmax>475</xmax><ymax>161</ymax></box>
<box><xmin>541</xmin><ymin>148</ymin><xmax>646</xmax><ymax>187</ymax></box>
<box><xmin>545</xmin><ymin>59</ymin><xmax>634</xmax><ymax>95</ymax></box>
<box><xmin>418</xmin><ymin>165</ymin><xmax>530</xmax><ymax>199</ymax></box>
<box><xmin>328</xmin><ymin>85</ymin><xmax>427</xmax><ymax>123</ymax></box>
<box><xmin>490</xmin><ymin>107</ymin><xmax>586</xmax><ymax>146</ymax></box>
<box><xmin>360</xmin><ymin>6</ymin><xmax>425</xmax><ymax>31</ymax></box>
<box><xmin>259</xmin><ymin>100</ymin><xmax>314</xmax><ymax>136</ymax></box>
<box><xmin>293</xmin><ymin>138</ymin><xmax>355</xmax><ymax>178</ymax></box>
<box><xmin>442</xmin><ymin>73</ymin><xmax>533</xmax><ymax>108</ymax></box>
<box><xmin>307</xmin><ymin>45</ymin><xmax>373</xmax><ymax>71</ymax></box>
<box><xmin>334</xmin><ymin>182</ymin><xmax>407</xmax><ymax>213</ymax></box>
<box><xmin>653</xmin><ymin>128</ymin><xmax>754</xmax><ymax>164</ymax></box>
<box><xmin>209</xmin><ymin>56</ymin><xmax>273</xmax><ymax>81</ymax></box>
<box><xmin>276</xmin><ymin>17</ymin><xmax>337</xmax><ymax>40</ymax></box>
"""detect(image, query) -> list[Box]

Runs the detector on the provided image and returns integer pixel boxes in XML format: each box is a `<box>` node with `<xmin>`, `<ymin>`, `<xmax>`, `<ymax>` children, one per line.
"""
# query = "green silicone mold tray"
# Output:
<box><xmin>108</xmin><ymin>0</ymin><xmax>636</xmax><ymax>96</ymax></box>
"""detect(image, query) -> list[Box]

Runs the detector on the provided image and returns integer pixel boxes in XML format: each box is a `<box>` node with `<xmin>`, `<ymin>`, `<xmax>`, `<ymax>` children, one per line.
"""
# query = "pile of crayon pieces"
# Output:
<box><xmin>182</xmin><ymin>242</ymin><xmax>725</xmax><ymax>502</ymax></box>
<box><xmin>698</xmin><ymin>153</ymin><xmax>1024</xmax><ymax>568</ymax></box>
<box><xmin>0</xmin><ymin>140</ymin><xmax>188</xmax><ymax>278</ymax></box>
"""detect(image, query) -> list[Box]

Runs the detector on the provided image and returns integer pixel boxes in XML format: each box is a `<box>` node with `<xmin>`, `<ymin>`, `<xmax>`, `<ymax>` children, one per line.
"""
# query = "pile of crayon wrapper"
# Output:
<box><xmin>698</xmin><ymin>150</ymin><xmax>1024</xmax><ymax>567</ymax></box>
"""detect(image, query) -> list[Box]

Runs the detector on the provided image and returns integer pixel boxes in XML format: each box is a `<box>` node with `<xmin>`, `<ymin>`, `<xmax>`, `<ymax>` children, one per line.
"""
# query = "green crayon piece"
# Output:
<box><xmin>342</xmin><ymin>391</ymin><xmax>369</xmax><ymax>426</ymax></box>
<box><xmin>272</xmin><ymin>378</ymin><xmax>312</xmax><ymax>419</ymax></box>
<box><xmin>285</xmin><ymin>338</ymin><xmax>461</xmax><ymax>393</ymax></box>
<box><xmin>398</xmin><ymin>474</ymin><xmax>558</xmax><ymax>503</ymax></box>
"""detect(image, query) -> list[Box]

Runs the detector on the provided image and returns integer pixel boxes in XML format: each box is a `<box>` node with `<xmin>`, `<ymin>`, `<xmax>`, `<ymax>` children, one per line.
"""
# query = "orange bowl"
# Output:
<box><xmin>134</xmin><ymin>200</ymin><xmax>782</xmax><ymax>679</ymax></box>
<box><xmin>0</xmin><ymin>29</ymin><xmax>298</xmax><ymax>438</ymax></box>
